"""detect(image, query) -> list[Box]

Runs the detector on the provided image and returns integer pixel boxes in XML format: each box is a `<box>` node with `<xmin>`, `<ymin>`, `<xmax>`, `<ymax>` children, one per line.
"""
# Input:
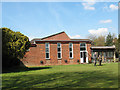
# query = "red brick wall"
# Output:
<box><xmin>73</xmin><ymin>42</ymin><xmax>80</xmax><ymax>63</ymax></box>
<box><xmin>21</xmin><ymin>42</ymin><xmax>91</xmax><ymax>66</ymax></box>
<box><xmin>49</xmin><ymin>42</ymin><xmax>58</xmax><ymax>65</ymax></box>
<box><xmin>87</xmin><ymin>43</ymin><xmax>92</xmax><ymax>62</ymax></box>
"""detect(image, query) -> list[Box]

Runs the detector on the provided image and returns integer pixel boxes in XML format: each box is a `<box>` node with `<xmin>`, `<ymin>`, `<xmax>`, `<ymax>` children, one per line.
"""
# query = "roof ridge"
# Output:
<box><xmin>41</xmin><ymin>31</ymin><xmax>65</xmax><ymax>40</ymax></box>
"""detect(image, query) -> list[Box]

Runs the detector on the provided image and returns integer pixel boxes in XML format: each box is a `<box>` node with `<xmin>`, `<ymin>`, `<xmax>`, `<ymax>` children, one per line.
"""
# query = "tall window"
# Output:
<box><xmin>45</xmin><ymin>43</ymin><xmax>50</xmax><ymax>59</ymax></box>
<box><xmin>69</xmin><ymin>43</ymin><xmax>73</xmax><ymax>58</ymax></box>
<box><xmin>57</xmin><ymin>43</ymin><xmax>62</xmax><ymax>59</ymax></box>
<box><xmin>80</xmin><ymin>43</ymin><xmax>86</xmax><ymax>51</ymax></box>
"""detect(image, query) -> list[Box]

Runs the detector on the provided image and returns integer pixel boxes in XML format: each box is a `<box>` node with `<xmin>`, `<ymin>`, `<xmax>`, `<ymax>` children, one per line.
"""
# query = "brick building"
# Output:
<box><xmin>21</xmin><ymin>31</ymin><xmax>92</xmax><ymax>66</ymax></box>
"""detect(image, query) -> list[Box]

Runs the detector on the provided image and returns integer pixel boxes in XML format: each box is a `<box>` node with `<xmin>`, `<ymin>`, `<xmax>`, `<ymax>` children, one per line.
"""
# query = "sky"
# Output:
<box><xmin>2</xmin><ymin>1</ymin><xmax>118</xmax><ymax>40</ymax></box>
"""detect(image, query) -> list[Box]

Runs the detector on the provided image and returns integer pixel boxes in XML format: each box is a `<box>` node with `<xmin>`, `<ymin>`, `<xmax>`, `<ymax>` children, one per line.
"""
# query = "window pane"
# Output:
<box><xmin>46</xmin><ymin>48</ymin><xmax>49</xmax><ymax>52</ymax></box>
<box><xmin>80</xmin><ymin>47</ymin><xmax>86</xmax><ymax>51</ymax></box>
<box><xmin>80</xmin><ymin>43</ymin><xmax>85</xmax><ymax>46</ymax></box>
<box><xmin>80</xmin><ymin>52</ymin><xmax>83</xmax><ymax>58</ymax></box>
<box><xmin>58</xmin><ymin>48</ymin><xmax>61</xmax><ymax>52</ymax></box>
<box><xmin>69</xmin><ymin>48</ymin><xmax>72</xmax><ymax>51</ymax></box>
<box><xmin>57</xmin><ymin>43</ymin><xmax>61</xmax><ymax>47</ymax></box>
<box><xmin>69</xmin><ymin>43</ymin><xmax>72</xmax><ymax>47</ymax></box>
<box><xmin>70</xmin><ymin>52</ymin><xmax>72</xmax><ymax>58</ymax></box>
<box><xmin>46</xmin><ymin>53</ymin><xmax>49</xmax><ymax>58</ymax></box>
<box><xmin>45</xmin><ymin>43</ymin><xmax>49</xmax><ymax>48</ymax></box>
<box><xmin>111</xmin><ymin>52</ymin><xmax>113</xmax><ymax>57</ymax></box>
<box><xmin>58</xmin><ymin>53</ymin><xmax>61</xmax><ymax>58</ymax></box>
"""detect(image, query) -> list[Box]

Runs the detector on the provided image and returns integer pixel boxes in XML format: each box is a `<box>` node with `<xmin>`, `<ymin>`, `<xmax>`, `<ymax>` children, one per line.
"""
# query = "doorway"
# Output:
<box><xmin>80</xmin><ymin>51</ymin><xmax>87</xmax><ymax>63</ymax></box>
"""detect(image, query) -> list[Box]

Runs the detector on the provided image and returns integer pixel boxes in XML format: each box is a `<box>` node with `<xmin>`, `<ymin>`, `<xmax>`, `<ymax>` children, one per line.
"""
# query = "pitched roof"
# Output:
<box><xmin>41</xmin><ymin>31</ymin><xmax>65</xmax><ymax>40</ymax></box>
<box><xmin>30</xmin><ymin>31</ymin><xmax>91</xmax><ymax>43</ymax></box>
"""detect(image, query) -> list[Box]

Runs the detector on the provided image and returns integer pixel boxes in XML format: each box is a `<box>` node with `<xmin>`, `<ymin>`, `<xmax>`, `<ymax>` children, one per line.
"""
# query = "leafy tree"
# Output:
<box><xmin>105</xmin><ymin>32</ymin><xmax>114</xmax><ymax>46</ymax></box>
<box><xmin>2</xmin><ymin>27</ymin><xmax>30</xmax><ymax>67</ymax></box>
<box><xmin>118</xmin><ymin>34</ymin><xmax>120</xmax><ymax>56</ymax></box>
<box><xmin>87</xmin><ymin>34</ymin><xmax>105</xmax><ymax>46</ymax></box>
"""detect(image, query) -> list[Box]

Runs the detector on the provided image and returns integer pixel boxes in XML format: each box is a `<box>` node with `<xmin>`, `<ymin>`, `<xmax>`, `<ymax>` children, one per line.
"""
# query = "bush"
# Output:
<box><xmin>64</xmin><ymin>60</ymin><xmax>67</xmax><ymax>63</ymax></box>
<box><xmin>2</xmin><ymin>27</ymin><xmax>31</xmax><ymax>67</ymax></box>
<box><xmin>40</xmin><ymin>61</ymin><xmax>43</xmax><ymax>64</ymax></box>
<box><xmin>77</xmin><ymin>60</ymin><xmax>80</xmax><ymax>63</ymax></box>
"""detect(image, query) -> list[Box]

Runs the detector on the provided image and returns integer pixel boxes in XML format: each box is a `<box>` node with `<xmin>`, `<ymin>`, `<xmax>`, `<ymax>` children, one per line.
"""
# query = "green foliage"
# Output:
<box><xmin>87</xmin><ymin>34</ymin><xmax>105</xmax><ymax>46</ymax></box>
<box><xmin>2</xmin><ymin>27</ymin><xmax>30</xmax><ymax>67</ymax></box>
<box><xmin>105</xmin><ymin>32</ymin><xmax>114</xmax><ymax>46</ymax></box>
<box><xmin>118</xmin><ymin>34</ymin><xmax>120</xmax><ymax>57</ymax></box>
<box><xmin>94</xmin><ymin>35</ymin><xmax>105</xmax><ymax>46</ymax></box>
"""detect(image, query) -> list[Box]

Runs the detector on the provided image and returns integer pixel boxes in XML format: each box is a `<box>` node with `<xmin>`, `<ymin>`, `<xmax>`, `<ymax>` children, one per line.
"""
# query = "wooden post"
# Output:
<box><xmin>114</xmin><ymin>51</ymin><xmax>116</xmax><ymax>62</ymax></box>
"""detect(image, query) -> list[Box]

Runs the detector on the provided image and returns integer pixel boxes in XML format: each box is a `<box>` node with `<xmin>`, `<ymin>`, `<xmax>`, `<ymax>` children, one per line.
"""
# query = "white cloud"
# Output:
<box><xmin>109</xmin><ymin>4</ymin><xmax>118</xmax><ymax>10</ymax></box>
<box><xmin>69</xmin><ymin>35</ymin><xmax>81</xmax><ymax>39</ymax></box>
<box><xmin>103</xmin><ymin>4</ymin><xmax>118</xmax><ymax>11</ymax></box>
<box><xmin>88</xmin><ymin>28</ymin><xmax>108</xmax><ymax>36</ymax></box>
<box><xmin>82</xmin><ymin>2</ymin><xmax>95</xmax><ymax>10</ymax></box>
<box><xmin>100</xmin><ymin>19</ymin><xmax>112</xmax><ymax>23</ymax></box>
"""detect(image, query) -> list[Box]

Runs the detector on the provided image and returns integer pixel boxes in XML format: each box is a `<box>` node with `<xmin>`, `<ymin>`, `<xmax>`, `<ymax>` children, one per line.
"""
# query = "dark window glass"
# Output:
<box><xmin>80</xmin><ymin>52</ymin><xmax>83</xmax><ymax>58</ymax></box>
<box><xmin>58</xmin><ymin>53</ymin><xmax>61</xmax><ymax>58</ymax></box>
<box><xmin>69</xmin><ymin>48</ymin><xmax>72</xmax><ymax>51</ymax></box>
<box><xmin>46</xmin><ymin>53</ymin><xmax>49</xmax><ymax>58</ymax></box>
<box><xmin>70</xmin><ymin>52</ymin><xmax>72</xmax><ymax>58</ymax></box>
<box><xmin>57</xmin><ymin>48</ymin><xmax>61</xmax><ymax>52</ymax></box>
<box><xmin>80</xmin><ymin>47</ymin><xmax>86</xmax><ymax>51</ymax></box>
<box><xmin>80</xmin><ymin>43</ymin><xmax>85</xmax><ymax>46</ymax></box>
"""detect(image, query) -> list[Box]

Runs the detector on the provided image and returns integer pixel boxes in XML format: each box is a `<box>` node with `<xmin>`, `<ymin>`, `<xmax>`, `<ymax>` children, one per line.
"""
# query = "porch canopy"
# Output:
<box><xmin>90</xmin><ymin>46</ymin><xmax>115</xmax><ymax>52</ymax></box>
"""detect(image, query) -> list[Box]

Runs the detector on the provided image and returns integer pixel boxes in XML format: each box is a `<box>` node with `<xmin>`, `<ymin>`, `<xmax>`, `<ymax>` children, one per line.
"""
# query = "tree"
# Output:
<box><xmin>87</xmin><ymin>34</ymin><xmax>105</xmax><ymax>46</ymax></box>
<box><xmin>105</xmin><ymin>32</ymin><xmax>114</xmax><ymax>46</ymax></box>
<box><xmin>118</xmin><ymin>34</ymin><xmax>120</xmax><ymax>57</ymax></box>
<box><xmin>2</xmin><ymin>27</ymin><xmax>31</xmax><ymax>67</ymax></box>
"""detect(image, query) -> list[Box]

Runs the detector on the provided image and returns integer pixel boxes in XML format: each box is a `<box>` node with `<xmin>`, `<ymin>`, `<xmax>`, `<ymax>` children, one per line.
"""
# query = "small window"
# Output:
<box><xmin>57</xmin><ymin>43</ymin><xmax>62</xmax><ymax>59</ymax></box>
<box><xmin>69</xmin><ymin>43</ymin><xmax>73</xmax><ymax>58</ymax></box>
<box><xmin>45</xmin><ymin>43</ymin><xmax>50</xmax><ymax>59</ymax></box>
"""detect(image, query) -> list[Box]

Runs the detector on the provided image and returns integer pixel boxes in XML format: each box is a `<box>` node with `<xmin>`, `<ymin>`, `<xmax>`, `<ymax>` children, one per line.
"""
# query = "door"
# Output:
<box><xmin>80</xmin><ymin>51</ymin><xmax>88</xmax><ymax>63</ymax></box>
<box><xmin>83</xmin><ymin>52</ymin><xmax>86</xmax><ymax>63</ymax></box>
<box><xmin>80</xmin><ymin>43</ymin><xmax>88</xmax><ymax>63</ymax></box>
<box><xmin>80</xmin><ymin>52</ymin><xmax>84</xmax><ymax>63</ymax></box>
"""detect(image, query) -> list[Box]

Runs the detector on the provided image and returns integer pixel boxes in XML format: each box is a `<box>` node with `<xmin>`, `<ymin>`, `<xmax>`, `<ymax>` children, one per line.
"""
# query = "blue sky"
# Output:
<box><xmin>2</xmin><ymin>2</ymin><xmax>118</xmax><ymax>40</ymax></box>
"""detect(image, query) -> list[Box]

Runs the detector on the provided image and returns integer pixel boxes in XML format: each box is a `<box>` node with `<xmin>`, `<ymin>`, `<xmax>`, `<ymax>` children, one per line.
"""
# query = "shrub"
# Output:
<box><xmin>40</xmin><ymin>60</ymin><xmax>43</xmax><ymax>64</ymax></box>
<box><xmin>64</xmin><ymin>60</ymin><xmax>67</xmax><ymax>63</ymax></box>
<box><xmin>2</xmin><ymin>27</ymin><xmax>30</xmax><ymax>67</ymax></box>
<box><xmin>77</xmin><ymin>60</ymin><xmax>80</xmax><ymax>63</ymax></box>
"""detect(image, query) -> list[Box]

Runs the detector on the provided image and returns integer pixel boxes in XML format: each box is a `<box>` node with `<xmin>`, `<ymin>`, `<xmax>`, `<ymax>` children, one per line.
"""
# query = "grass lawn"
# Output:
<box><xmin>2</xmin><ymin>63</ymin><xmax>118</xmax><ymax>89</ymax></box>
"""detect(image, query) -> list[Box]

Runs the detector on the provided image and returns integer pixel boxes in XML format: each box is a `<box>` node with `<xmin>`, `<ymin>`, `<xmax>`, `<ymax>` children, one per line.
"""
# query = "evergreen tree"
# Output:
<box><xmin>2</xmin><ymin>27</ymin><xmax>31</xmax><ymax>67</ymax></box>
<box><xmin>105</xmin><ymin>32</ymin><xmax>113</xmax><ymax>46</ymax></box>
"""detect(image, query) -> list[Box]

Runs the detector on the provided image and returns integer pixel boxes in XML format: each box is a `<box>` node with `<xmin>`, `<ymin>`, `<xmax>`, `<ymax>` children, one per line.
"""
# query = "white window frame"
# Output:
<box><xmin>45</xmin><ymin>43</ymin><xmax>50</xmax><ymax>59</ymax></box>
<box><xmin>80</xmin><ymin>43</ymin><xmax>88</xmax><ymax>63</ymax></box>
<box><xmin>69</xmin><ymin>43</ymin><xmax>73</xmax><ymax>59</ymax></box>
<box><xmin>57</xmin><ymin>43</ymin><xmax>62</xmax><ymax>59</ymax></box>
<box><xmin>80</xmin><ymin>43</ymin><xmax>86</xmax><ymax>51</ymax></box>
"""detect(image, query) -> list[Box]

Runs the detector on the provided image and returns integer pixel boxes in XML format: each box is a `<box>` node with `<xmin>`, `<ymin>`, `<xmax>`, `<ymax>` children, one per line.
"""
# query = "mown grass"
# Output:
<box><xmin>2</xmin><ymin>63</ymin><xmax>118</xmax><ymax>89</ymax></box>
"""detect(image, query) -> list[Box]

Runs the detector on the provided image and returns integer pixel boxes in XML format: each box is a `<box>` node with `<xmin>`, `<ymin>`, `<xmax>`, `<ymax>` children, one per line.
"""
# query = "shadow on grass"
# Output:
<box><xmin>2</xmin><ymin>58</ymin><xmax>52</xmax><ymax>73</ymax></box>
<box><xmin>2</xmin><ymin>70</ymin><xmax>118</xmax><ymax>89</ymax></box>
<box><xmin>2</xmin><ymin>66</ymin><xmax>52</xmax><ymax>73</ymax></box>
